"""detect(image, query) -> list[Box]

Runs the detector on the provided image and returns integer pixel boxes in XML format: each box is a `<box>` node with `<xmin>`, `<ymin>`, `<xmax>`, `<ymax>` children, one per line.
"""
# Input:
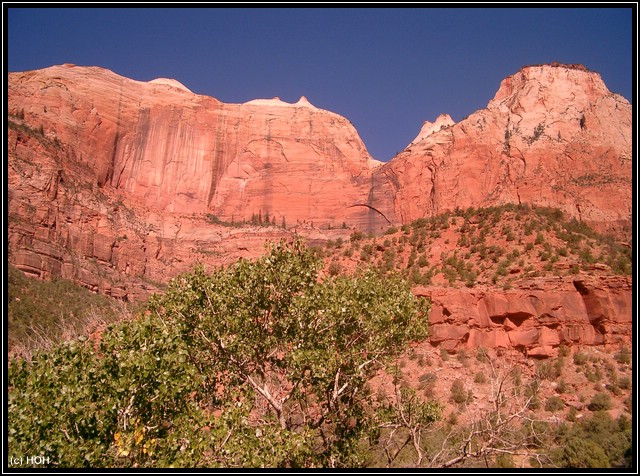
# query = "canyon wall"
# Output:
<box><xmin>371</xmin><ymin>64</ymin><xmax>632</xmax><ymax>238</ymax></box>
<box><xmin>7</xmin><ymin>63</ymin><xmax>633</xmax><ymax>350</ymax></box>
<box><xmin>8</xmin><ymin>64</ymin><xmax>388</xmax><ymax>232</ymax></box>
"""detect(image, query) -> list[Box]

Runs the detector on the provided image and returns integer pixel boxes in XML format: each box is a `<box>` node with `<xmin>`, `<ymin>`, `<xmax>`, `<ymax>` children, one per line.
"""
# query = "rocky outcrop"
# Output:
<box><xmin>407</xmin><ymin>114</ymin><xmax>455</xmax><ymax>147</ymax></box>
<box><xmin>7</xmin><ymin>62</ymin><xmax>633</xmax><ymax>338</ymax></box>
<box><xmin>373</xmin><ymin>64</ymin><xmax>632</xmax><ymax>237</ymax></box>
<box><xmin>7</xmin><ymin>118</ymin><xmax>297</xmax><ymax>301</ymax></box>
<box><xmin>8</xmin><ymin>64</ymin><xmax>386</xmax><ymax>232</ymax></box>
<box><xmin>416</xmin><ymin>275</ymin><xmax>632</xmax><ymax>356</ymax></box>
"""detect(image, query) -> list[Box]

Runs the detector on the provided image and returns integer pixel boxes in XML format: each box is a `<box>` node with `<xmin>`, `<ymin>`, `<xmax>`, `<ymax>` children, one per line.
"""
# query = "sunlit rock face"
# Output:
<box><xmin>416</xmin><ymin>275</ymin><xmax>632</xmax><ymax>355</ymax></box>
<box><xmin>8</xmin><ymin>64</ymin><xmax>387</xmax><ymax>300</ymax></box>
<box><xmin>8</xmin><ymin>64</ymin><xmax>386</xmax><ymax>231</ymax></box>
<box><xmin>371</xmin><ymin>63</ymin><xmax>632</xmax><ymax>238</ymax></box>
<box><xmin>7</xmin><ymin>63</ymin><xmax>632</xmax><ymax>307</ymax></box>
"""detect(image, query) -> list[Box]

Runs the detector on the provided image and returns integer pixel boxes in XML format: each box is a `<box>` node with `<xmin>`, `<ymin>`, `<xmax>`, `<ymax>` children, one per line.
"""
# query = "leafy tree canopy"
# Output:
<box><xmin>8</xmin><ymin>240</ymin><xmax>431</xmax><ymax>468</ymax></box>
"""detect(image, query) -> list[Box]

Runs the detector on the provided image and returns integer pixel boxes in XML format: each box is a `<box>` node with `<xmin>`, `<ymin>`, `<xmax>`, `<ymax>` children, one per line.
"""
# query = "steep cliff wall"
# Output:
<box><xmin>8</xmin><ymin>64</ymin><xmax>386</xmax><ymax>231</ymax></box>
<box><xmin>372</xmin><ymin>64</ymin><xmax>632</xmax><ymax>237</ymax></box>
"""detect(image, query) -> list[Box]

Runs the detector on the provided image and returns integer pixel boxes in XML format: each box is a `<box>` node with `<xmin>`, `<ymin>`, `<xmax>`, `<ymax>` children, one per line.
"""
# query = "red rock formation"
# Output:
<box><xmin>416</xmin><ymin>275</ymin><xmax>632</xmax><ymax>356</ymax></box>
<box><xmin>8</xmin><ymin>65</ymin><xmax>385</xmax><ymax>231</ymax></box>
<box><xmin>7</xmin><ymin>117</ymin><xmax>297</xmax><ymax>301</ymax></box>
<box><xmin>373</xmin><ymin>64</ymin><xmax>632</xmax><ymax>237</ymax></box>
<box><xmin>7</xmin><ymin>62</ymin><xmax>633</xmax><ymax>345</ymax></box>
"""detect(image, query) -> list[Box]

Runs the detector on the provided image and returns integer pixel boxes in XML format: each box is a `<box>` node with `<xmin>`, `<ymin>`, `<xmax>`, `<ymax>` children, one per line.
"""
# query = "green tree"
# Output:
<box><xmin>559</xmin><ymin>437</ymin><xmax>610</xmax><ymax>468</ymax></box>
<box><xmin>9</xmin><ymin>240</ymin><xmax>430</xmax><ymax>468</ymax></box>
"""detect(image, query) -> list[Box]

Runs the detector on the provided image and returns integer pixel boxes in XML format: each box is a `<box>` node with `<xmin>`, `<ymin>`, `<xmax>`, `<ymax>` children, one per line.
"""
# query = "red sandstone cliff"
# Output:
<box><xmin>371</xmin><ymin>64</ymin><xmax>632</xmax><ymax>237</ymax></box>
<box><xmin>8</xmin><ymin>64</ymin><xmax>385</xmax><ymax>231</ymax></box>
<box><xmin>417</xmin><ymin>275</ymin><xmax>632</xmax><ymax>356</ymax></box>
<box><xmin>7</xmin><ymin>63</ymin><xmax>633</xmax><ymax>341</ymax></box>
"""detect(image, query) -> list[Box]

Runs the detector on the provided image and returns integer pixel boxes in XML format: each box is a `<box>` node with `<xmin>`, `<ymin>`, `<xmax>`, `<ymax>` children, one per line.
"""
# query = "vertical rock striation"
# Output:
<box><xmin>372</xmin><ymin>64</ymin><xmax>632</xmax><ymax>237</ymax></box>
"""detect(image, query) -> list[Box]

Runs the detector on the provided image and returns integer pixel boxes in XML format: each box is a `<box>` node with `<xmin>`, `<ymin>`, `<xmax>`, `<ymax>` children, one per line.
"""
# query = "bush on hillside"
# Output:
<box><xmin>8</xmin><ymin>240</ymin><xmax>431</xmax><ymax>468</ymax></box>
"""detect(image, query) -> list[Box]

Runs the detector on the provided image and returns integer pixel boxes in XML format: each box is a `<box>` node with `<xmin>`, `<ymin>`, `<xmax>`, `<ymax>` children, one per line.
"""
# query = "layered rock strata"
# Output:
<box><xmin>7</xmin><ymin>63</ymin><xmax>633</xmax><ymax>341</ymax></box>
<box><xmin>416</xmin><ymin>275</ymin><xmax>632</xmax><ymax>356</ymax></box>
<box><xmin>371</xmin><ymin>64</ymin><xmax>632</xmax><ymax>237</ymax></box>
<box><xmin>8</xmin><ymin>64</ymin><xmax>387</xmax><ymax>232</ymax></box>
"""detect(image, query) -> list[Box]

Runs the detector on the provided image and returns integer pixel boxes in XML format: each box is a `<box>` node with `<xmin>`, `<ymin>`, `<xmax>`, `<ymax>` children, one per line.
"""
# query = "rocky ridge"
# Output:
<box><xmin>7</xmin><ymin>63</ymin><xmax>632</xmax><ymax>353</ymax></box>
<box><xmin>370</xmin><ymin>64</ymin><xmax>632</xmax><ymax>238</ymax></box>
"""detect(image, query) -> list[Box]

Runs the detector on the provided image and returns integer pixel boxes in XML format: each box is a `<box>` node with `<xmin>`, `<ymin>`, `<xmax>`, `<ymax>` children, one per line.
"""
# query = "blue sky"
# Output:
<box><xmin>7</xmin><ymin>7</ymin><xmax>634</xmax><ymax>162</ymax></box>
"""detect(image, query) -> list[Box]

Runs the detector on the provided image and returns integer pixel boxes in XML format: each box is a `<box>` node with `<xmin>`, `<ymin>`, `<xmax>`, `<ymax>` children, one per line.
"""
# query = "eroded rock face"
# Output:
<box><xmin>372</xmin><ymin>64</ymin><xmax>632</xmax><ymax>237</ymax></box>
<box><xmin>8</xmin><ymin>65</ymin><xmax>386</xmax><ymax>232</ymax></box>
<box><xmin>416</xmin><ymin>275</ymin><xmax>632</xmax><ymax>356</ymax></box>
<box><xmin>7</xmin><ymin>120</ymin><xmax>295</xmax><ymax>301</ymax></box>
<box><xmin>7</xmin><ymin>63</ymin><xmax>633</xmax><ymax>350</ymax></box>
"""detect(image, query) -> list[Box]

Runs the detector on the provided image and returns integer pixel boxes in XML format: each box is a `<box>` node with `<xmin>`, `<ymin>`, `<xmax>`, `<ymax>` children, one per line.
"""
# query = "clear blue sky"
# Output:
<box><xmin>6</xmin><ymin>7</ymin><xmax>634</xmax><ymax>162</ymax></box>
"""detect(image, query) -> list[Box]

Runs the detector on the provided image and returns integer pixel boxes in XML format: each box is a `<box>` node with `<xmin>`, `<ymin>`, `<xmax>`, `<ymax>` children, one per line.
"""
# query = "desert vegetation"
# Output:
<box><xmin>8</xmin><ymin>264</ymin><xmax>125</xmax><ymax>358</ymax></box>
<box><xmin>322</xmin><ymin>204</ymin><xmax>631</xmax><ymax>287</ymax></box>
<box><xmin>7</xmin><ymin>237</ymin><xmax>632</xmax><ymax>468</ymax></box>
<box><xmin>10</xmin><ymin>241</ymin><xmax>431</xmax><ymax>467</ymax></box>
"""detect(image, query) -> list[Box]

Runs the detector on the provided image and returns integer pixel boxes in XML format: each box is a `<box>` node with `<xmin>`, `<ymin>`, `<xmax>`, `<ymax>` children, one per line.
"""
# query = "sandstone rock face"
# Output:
<box><xmin>372</xmin><ymin>64</ymin><xmax>632</xmax><ymax>237</ymax></box>
<box><xmin>9</xmin><ymin>63</ymin><xmax>631</xmax><ymax>238</ymax></box>
<box><xmin>416</xmin><ymin>275</ymin><xmax>632</xmax><ymax>356</ymax></box>
<box><xmin>407</xmin><ymin>114</ymin><xmax>455</xmax><ymax>147</ymax></box>
<box><xmin>7</xmin><ymin>119</ymin><xmax>295</xmax><ymax>301</ymax></box>
<box><xmin>8</xmin><ymin>65</ymin><xmax>386</xmax><ymax>232</ymax></box>
<box><xmin>7</xmin><ymin>63</ymin><xmax>633</xmax><ymax>350</ymax></box>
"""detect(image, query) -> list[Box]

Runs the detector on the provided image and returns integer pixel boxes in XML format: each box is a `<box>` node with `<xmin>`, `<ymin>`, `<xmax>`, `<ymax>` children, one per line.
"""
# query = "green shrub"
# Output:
<box><xmin>573</xmin><ymin>352</ymin><xmax>588</xmax><ymax>366</ymax></box>
<box><xmin>476</xmin><ymin>347</ymin><xmax>488</xmax><ymax>363</ymax></box>
<box><xmin>545</xmin><ymin>396</ymin><xmax>565</xmax><ymax>412</ymax></box>
<box><xmin>474</xmin><ymin>372</ymin><xmax>487</xmax><ymax>384</ymax></box>
<box><xmin>618</xmin><ymin>376</ymin><xmax>631</xmax><ymax>390</ymax></box>
<box><xmin>450</xmin><ymin>379</ymin><xmax>469</xmax><ymax>404</ymax></box>
<box><xmin>556</xmin><ymin>379</ymin><xmax>569</xmax><ymax>394</ymax></box>
<box><xmin>558</xmin><ymin>437</ymin><xmax>610</xmax><ymax>468</ymax></box>
<box><xmin>350</xmin><ymin>231</ymin><xmax>365</xmax><ymax>242</ymax></box>
<box><xmin>536</xmin><ymin>360</ymin><xmax>561</xmax><ymax>381</ymax></box>
<box><xmin>588</xmin><ymin>393</ymin><xmax>612</xmax><ymax>412</ymax></box>
<box><xmin>608</xmin><ymin>383</ymin><xmax>622</xmax><ymax>396</ymax></box>
<box><xmin>584</xmin><ymin>367</ymin><xmax>598</xmax><ymax>383</ymax></box>
<box><xmin>528</xmin><ymin>395</ymin><xmax>542</xmax><ymax>410</ymax></box>
<box><xmin>614</xmin><ymin>347</ymin><xmax>631</xmax><ymax>365</ymax></box>
<box><xmin>456</xmin><ymin>349</ymin><xmax>469</xmax><ymax>365</ymax></box>
<box><xmin>553</xmin><ymin>411</ymin><xmax>632</xmax><ymax>468</ymax></box>
<box><xmin>328</xmin><ymin>261</ymin><xmax>342</xmax><ymax>276</ymax></box>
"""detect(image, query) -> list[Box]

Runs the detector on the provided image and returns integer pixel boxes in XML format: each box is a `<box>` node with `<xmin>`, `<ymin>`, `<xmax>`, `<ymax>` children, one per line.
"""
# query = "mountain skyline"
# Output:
<box><xmin>6</xmin><ymin>7</ymin><xmax>633</xmax><ymax>162</ymax></box>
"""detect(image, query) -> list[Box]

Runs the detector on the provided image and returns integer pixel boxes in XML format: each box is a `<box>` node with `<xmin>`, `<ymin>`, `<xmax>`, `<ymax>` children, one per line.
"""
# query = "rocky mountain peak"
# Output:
<box><xmin>488</xmin><ymin>62</ymin><xmax>615</xmax><ymax>114</ymax></box>
<box><xmin>148</xmin><ymin>77</ymin><xmax>193</xmax><ymax>93</ymax></box>
<box><xmin>371</xmin><ymin>63</ymin><xmax>631</xmax><ymax>238</ymax></box>
<box><xmin>408</xmin><ymin>113</ymin><xmax>455</xmax><ymax>147</ymax></box>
